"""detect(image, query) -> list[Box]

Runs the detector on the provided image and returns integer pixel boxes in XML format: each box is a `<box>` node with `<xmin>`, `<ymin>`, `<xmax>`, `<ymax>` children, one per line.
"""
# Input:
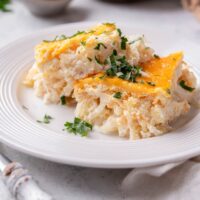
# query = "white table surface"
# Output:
<box><xmin>0</xmin><ymin>0</ymin><xmax>199</xmax><ymax>199</ymax></box>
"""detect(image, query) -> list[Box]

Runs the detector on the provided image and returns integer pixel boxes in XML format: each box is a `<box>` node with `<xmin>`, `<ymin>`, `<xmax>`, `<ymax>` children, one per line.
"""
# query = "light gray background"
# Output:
<box><xmin>0</xmin><ymin>0</ymin><xmax>200</xmax><ymax>199</ymax></box>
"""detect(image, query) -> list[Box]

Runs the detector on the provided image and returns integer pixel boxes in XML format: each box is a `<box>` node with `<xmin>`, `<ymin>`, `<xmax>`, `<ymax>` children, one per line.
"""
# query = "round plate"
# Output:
<box><xmin>0</xmin><ymin>22</ymin><xmax>200</xmax><ymax>168</ymax></box>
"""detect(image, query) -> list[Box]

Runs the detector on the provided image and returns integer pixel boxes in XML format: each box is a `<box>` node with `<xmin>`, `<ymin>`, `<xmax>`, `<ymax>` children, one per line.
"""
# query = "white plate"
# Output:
<box><xmin>0</xmin><ymin>22</ymin><xmax>200</xmax><ymax>168</ymax></box>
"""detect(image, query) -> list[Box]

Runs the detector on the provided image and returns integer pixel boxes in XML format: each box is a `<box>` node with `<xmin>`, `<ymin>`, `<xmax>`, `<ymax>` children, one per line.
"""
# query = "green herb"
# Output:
<box><xmin>43</xmin><ymin>35</ymin><xmax>67</xmax><ymax>43</ymax></box>
<box><xmin>69</xmin><ymin>31</ymin><xmax>85</xmax><ymax>38</ymax></box>
<box><xmin>94</xmin><ymin>43</ymin><xmax>107</xmax><ymax>50</ymax></box>
<box><xmin>113</xmin><ymin>92</ymin><xmax>122</xmax><ymax>99</ymax></box>
<box><xmin>103</xmin><ymin>22</ymin><xmax>115</xmax><ymax>26</ymax></box>
<box><xmin>113</xmin><ymin>49</ymin><xmax>117</xmax><ymax>56</ymax></box>
<box><xmin>104</xmin><ymin>59</ymin><xmax>108</xmax><ymax>65</ymax></box>
<box><xmin>95</xmin><ymin>56</ymin><xmax>102</xmax><ymax>65</ymax></box>
<box><xmin>81</xmin><ymin>41</ymin><xmax>86</xmax><ymax>46</ymax></box>
<box><xmin>64</xmin><ymin>118</ymin><xmax>92</xmax><ymax>137</ymax></box>
<box><xmin>154</xmin><ymin>54</ymin><xmax>160</xmax><ymax>59</ymax></box>
<box><xmin>59</xmin><ymin>35</ymin><xmax>68</xmax><ymax>40</ymax></box>
<box><xmin>147</xmin><ymin>81</ymin><xmax>156</xmax><ymax>86</ymax></box>
<box><xmin>43</xmin><ymin>31</ymin><xmax>86</xmax><ymax>43</ymax></box>
<box><xmin>0</xmin><ymin>0</ymin><xmax>11</xmax><ymax>12</ymax></box>
<box><xmin>117</xmin><ymin>28</ymin><xmax>122</xmax><ymax>36</ymax></box>
<box><xmin>129</xmin><ymin>37</ymin><xmax>142</xmax><ymax>45</ymax></box>
<box><xmin>106</xmin><ymin>50</ymin><xmax>142</xmax><ymax>83</ymax></box>
<box><xmin>87</xmin><ymin>57</ymin><xmax>92</xmax><ymax>62</ymax></box>
<box><xmin>99</xmin><ymin>74</ymin><xmax>106</xmax><ymax>80</ymax></box>
<box><xmin>60</xmin><ymin>95</ymin><xmax>66</xmax><ymax>105</ymax></box>
<box><xmin>179</xmin><ymin>80</ymin><xmax>195</xmax><ymax>92</ymax></box>
<box><xmin>121</xmin><ymin>36</ymin><xmax>128</xmax><ymax>50</ymax></box>
<box><xmin>37</xmin><ymin>114</ymin><xmax>53</xmax><ymax>124</ymax></box>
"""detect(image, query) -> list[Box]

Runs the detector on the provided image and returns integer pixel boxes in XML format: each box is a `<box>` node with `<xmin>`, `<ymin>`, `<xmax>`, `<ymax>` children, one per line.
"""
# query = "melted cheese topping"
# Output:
<box><xmin>75</xmin><ymin>52</ymin><xmax>183</xmax><ymax>96</ymax></box>
<box><xmin>35</xmin><ymin>23</ymin><xmax>116</xmax><ymax>64</ymax></box>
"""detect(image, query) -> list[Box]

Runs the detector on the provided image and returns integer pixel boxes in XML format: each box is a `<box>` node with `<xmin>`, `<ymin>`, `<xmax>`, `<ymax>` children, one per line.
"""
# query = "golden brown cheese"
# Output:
<box><xmin>35</xmin><ymin>23</ymin><xmax>116</xmax><ymax>65</ymax></box>
<box><xmin>75</xmin><ymin>52</ymin><xmax>183</xmax><ymax>96</ymax></box>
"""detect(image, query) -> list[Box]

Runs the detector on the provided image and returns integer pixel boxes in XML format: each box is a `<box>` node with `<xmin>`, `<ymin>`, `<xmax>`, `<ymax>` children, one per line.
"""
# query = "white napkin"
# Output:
<box><xmin>121</xmin><ymin>156</ymin><xmax>200</xmax><ymax>200</ymax></box>
<box><xmin>1</xmin><ymin>157</ymin><xmax>200</xmax><ymax>200</ymax></box>
<box><xmin>0</xmin><ymin>174</ymin><xmax>14</xmax><ymax>200</ymax></box>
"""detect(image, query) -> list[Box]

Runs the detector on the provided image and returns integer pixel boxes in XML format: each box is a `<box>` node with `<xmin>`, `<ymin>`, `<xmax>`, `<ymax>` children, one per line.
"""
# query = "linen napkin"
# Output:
<box><xmin>121</xmin><ymin>156</ymin><xmax>200</xmax><ymax>200</ymax></box>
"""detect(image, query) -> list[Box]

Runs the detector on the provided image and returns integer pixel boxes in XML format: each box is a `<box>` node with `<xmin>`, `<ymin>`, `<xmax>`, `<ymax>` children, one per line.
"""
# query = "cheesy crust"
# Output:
<box><xmin>24</xmin><ymin>23</ymin><xmax>154</xmax><ymax>103</ymax></box>
<box><xmin>74</xmin><ymin>52</ymin><xmax>197</xmax><ymax>139</ymax></box>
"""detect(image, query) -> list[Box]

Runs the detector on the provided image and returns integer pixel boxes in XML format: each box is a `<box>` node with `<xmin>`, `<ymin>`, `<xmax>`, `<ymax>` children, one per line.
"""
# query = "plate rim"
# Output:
<box><xmin>1</xmin><ymin>21</ymin><xmax>200</xmax><ymax>168</ymax></box>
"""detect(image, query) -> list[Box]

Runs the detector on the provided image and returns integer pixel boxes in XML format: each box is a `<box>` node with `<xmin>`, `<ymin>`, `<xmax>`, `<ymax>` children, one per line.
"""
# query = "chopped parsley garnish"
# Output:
<box><xmin>80</xmin><ymin>41</ymin><xmax>86</xmax><ymax>46</ymax></box>
<box><xmin>104</xmin><ymin>59</ymin><xmax>108</xmax><ymax>65</ymax></box>
<box><xmin>99</xmin><ymin>74</ymin><xmax>106</xmax><ymax>79</ymax></box>
<box><xmin>129</xmin><ymin>37</ymin><xmax>142</xmax><ymax>45</ymax></box>
<box><xmin>94</xmin><ymin>43</ymin><xmax>107</xmax><ymax>50</ymax></box>
<box><xmin>69</xmin><ymin>31</ymin><xmax>85</xmax><ymax>38</ymax></box>
<box><xmin>113</xmin><ymin>49</ymin><xmax>118</xmax><ymax>56</ymax></box>
<box><xmin>179</xmin><ymin>80</ymin><xmax>195</xmax><ymax>92</ymax></box>
<box><xmin>95</xmin><ymin>56</ymin><xmax>102</xmax><ymax>65</ymax></box>
<box><xmin>105</xmin><ymin>50</ymin><xmax>142</xmax><ymax>83</ymax></box>
<box><xmin>0</xmin><ymin>0</ymin><xmax>11</xmax><ymax>12</ymax></box>
<box><xmin>87</xmin><ymin>57</ymin><xmax>92</xmax><ymax>62</ymax></box>
<box><xmin>113</xmin><ymin>92</ymin><xmax>122</xmax><ymax>99</ymax></box>
<box><xmin>117</xmin><ymin>28</ymin><xmax>122</xmax><ymax>36</ymax></box>
<box><xmin>103</xmin><ymin>22</ymin><xmax>115</xmax><ymax>26</ymax></box>
<box><xmin>37</xmin><ymin>114</ymin><xmax>53</xmax><ymax>124</ymax></box>
<box><xmin>116</xmin><ymin>28</ymin><xmax>128</xmax><ymax>50</ymax></box>
<box><xmin>43</xmin><ymin>35</ymin><xmax>67</xmax><ymax>43</ymax></box>
<box><xmin>43</xmin><ymin>31</ymin><xmax>86</xmax><ymax>43</ymax></box>
<box><xmin>60</xmin><ymin>95</ymin><xmax>66</xmax><ymax>105</ymax></box>
<box><xmin>121</xmin><ymin>36</ymin><xmax>128</xmax><ymax>50</ymax></box>
<box><xmin>147</xmin><ymin>81</ymin><xmax>156</xmax><ymax>86</ymax></box>
<box><xmin>64</xmin><ymin>118</ymin><xmax>92</xmax><ymax>137</ymax></box>
<box><xmin>154</xmin><ymin>54</ymin><xmax>160</xmax><ymax>59</ymax></box>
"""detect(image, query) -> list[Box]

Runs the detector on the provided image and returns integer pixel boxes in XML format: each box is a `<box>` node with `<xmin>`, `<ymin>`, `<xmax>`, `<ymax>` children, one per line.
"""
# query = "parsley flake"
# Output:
<box><xmin>69</xmin><ymin>31</ymin><xmax>85</xmax><ymax>38</ymax></box>
<box><xmin>179</xmin><ymin>80</ymin><xmax>195</xmax><ymax>92</ymax></box>
<box><xmin>64</xmin><ymin>118</ymin><xmax>92</xmax><ymax>137</ymax></box>
<box><xmin>94</xmin><ymin>43</ymin><xmax>107</xmax><ymax>50</ymax></box>
<box><xmin>154</xmin><ymin>54</ymin><xmax>160</xmax><ymax>59</ymax></box>
<box><xmin>0</xmin><ymin>0</ymin><xmax>11</xmax><ymax>12</ymax></box>
<box><xmin>99</xmin><ymin>74</ymin><xmax>106</xmax><ymax>80</ymax></box>
<box><xmin>147</xmin><ymin>81</ymin><xmax>156</xmax><ymax>86</ymax></box>
<box><xmin>129</xmin><ymin>37</ymin><xmax>142</xmax><ymax>45</ymax></box>
<box><xmin>43</xmin><ymin>35</ymin><xmax>67</xmax><ymax>43</ymax></box>
<box><xmin>113</xmin><ymin>49</ymin><xmax>118</xmax><ymax>56</ymax></box>
<box><xmin>106</xmin><ymin>50</ymin><xmax>142</xmax><ymax>83</ymax></box>
<box><xmin>121</xmin><ymin>36</ymin><xmax>128</xmax><ymax>50</ymax></box>
<box><xmin>37</xmin><ymin>114</ymin><xmax>53</xmax><ymax>124</ymax></box>
<box><xmin>113</xmin><ymin>92</ymin><xmax>122</xmax><ymax>99</ymax></box>
<box><xmin>103</xmin><ymin>22</ymin><xmax>115</xmax><ymax>26</ymax></box>
<box><xmin>43</xmin><ymin>31</ymin><xmax>86</xmax><ymax>43</ymax></box>
<box><xmin>60</xmin><ymin>95</ymin><xmax>66</xmax><ymax>105</ymax></box>
<box><xmin>80</xmin><ymin>41</ymin><xmax>86</xmax><ymax>46</ymax></box>
<box><xmin>117</xmin><ymin>28</ymin><xmax>122</xmax><ymax>36</ymax></box>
